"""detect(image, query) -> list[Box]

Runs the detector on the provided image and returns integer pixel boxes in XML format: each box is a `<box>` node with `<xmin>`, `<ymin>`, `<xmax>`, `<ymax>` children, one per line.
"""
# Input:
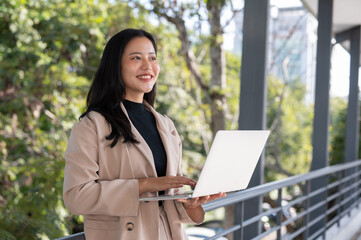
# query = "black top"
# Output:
<box><xmin>123</xmin><ymin>100</ymin><xmax>167</xmax><ymax>177</ymax></box>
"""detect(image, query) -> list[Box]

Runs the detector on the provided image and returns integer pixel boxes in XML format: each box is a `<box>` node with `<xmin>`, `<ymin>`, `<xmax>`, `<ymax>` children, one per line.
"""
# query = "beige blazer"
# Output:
<box><xmin>63</xmin><ymin>102</ymin><xmax>204</xmax><ymax>240</ymax></box>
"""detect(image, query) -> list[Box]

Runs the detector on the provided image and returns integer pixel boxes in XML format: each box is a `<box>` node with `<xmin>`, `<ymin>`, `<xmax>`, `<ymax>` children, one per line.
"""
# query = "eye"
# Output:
<box><xmin>131</xmin><ymin>56</ymin><xmax>141</xmax><ymax>60</ymax></box>
<box><xmin>150</xmin><ymin>56</ymin><xmax>157</xmax><ymax>61</ymax></box>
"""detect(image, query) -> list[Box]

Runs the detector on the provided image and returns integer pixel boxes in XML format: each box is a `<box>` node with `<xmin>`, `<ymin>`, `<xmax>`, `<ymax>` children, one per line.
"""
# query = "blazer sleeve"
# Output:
<box><xmin>63</xmin><ymin>114</ymin><xmax>139</xmax><ymax>217</ymax></box>
<box><xmin>165</xmin><ymin>117</ymin><xmax>205</xmax><ymax>224</ymax></box>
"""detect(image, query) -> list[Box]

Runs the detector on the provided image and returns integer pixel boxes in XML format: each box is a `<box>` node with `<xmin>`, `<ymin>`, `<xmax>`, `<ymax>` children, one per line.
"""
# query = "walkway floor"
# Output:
<box><xmin>327</xmin><ymin>207</ymin><xmax>361</xmax><ymax>240</ymax></box>
<box><xmin>353</xmin><ymin>228</ymin><xmax>361</xmax><ymax>240</ymax></box>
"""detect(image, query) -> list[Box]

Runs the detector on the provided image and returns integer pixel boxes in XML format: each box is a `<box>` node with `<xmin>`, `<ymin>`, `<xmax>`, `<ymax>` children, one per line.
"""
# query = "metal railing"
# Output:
<box><xmin>58</xmin><ymin>160</ymin><xmax>361</xmax><ymax>240</ymax></box>
<box><xmin>203</xmin><ymin>159</ymin><xmax>361</xmax><ymax>240</ymax></box>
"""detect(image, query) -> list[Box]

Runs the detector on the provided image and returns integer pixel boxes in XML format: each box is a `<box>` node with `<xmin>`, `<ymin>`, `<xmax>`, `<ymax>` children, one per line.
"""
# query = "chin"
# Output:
<box><xmin>144</xmin><ymin>89</ymin><xmax>154</xmax><ymax>94</ymax></box>
<box><xmin>144</xmin><ymin>85</ymin><xmax>155</xmax><ymax>93</ymax></box>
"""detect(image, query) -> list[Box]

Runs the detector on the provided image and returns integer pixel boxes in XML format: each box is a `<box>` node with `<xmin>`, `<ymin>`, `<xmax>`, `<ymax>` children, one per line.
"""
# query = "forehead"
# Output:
<box><xmin>123</xmin><ymin>37</ymin><xmax>155</xmax><ymax>54</ymax></box>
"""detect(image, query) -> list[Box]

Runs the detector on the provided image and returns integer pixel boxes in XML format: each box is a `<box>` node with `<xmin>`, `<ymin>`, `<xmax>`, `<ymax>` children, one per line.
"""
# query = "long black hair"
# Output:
<box><xmin>80</xmin><ymin>29</ymin><xmax>158</xmax><ymax>147</ymax></box>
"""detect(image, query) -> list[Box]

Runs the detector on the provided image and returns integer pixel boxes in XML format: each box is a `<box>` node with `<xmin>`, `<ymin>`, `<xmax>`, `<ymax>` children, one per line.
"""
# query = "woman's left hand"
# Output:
<box><xmin>177</xmin><ymin>192</ymin><xmax>226</xmax><ymax>209</ymax></box>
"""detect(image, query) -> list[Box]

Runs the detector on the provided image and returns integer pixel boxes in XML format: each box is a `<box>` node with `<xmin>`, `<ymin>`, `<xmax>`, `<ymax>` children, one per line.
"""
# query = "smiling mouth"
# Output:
<box><xmin>137</xmin><ymin>74</ymin><xmax>153</xmax><ymax>81</ymax></box>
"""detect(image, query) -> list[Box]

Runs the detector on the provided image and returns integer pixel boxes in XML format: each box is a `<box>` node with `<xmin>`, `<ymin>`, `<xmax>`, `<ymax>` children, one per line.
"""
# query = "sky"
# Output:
<box><xmin>330</xmin><ymin>44</ymin><xmax>351</xmax><ymax>98</ymax></box>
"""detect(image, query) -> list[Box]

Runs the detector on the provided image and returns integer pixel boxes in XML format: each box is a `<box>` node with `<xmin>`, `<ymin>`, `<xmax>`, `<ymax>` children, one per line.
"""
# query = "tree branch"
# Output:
<box><xmin>150</xmin><ymin>1</ymin><xmax>210</xmax><ymax>94</ymax></box>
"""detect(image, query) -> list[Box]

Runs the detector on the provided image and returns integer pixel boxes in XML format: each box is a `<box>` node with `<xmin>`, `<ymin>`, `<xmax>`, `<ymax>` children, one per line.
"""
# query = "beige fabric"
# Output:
<box><xmin>63</xmin><ymin>102</ymin><xmax>204</xmax><ymax>240</ymax></box>
<box><xmin>159</xmin><ymin>206</ymin><xmax>172</xmax><ymax>240</ymax></box>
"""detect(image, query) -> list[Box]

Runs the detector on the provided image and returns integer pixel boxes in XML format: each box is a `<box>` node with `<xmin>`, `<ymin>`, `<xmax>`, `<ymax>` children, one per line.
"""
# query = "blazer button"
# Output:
<box><xmin>126</xmin><ymin>222</ymin><xmax>134</xmax><ymax>231</ymax></box>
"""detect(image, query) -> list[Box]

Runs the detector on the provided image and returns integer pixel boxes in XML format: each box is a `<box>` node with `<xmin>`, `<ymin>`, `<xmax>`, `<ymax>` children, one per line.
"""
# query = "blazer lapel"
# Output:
<box><xmin>120</xmin><ymin>102</ymin><xmax>157</xmax><ymax>176</ymax></box>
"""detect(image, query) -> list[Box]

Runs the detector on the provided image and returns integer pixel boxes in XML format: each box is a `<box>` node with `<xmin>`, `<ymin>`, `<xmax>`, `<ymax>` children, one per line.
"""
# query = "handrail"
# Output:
<box><xmin>56</xmin><ymin>232</ymin><xmax>85</xmax><ymax>240</ymax></box>
<box><xmin>204</xmin><ymin>159</ymin><xmax>361</xmax><ymax>211</ymax></box>
<box><xmin>58</xmin><ymin>160</ymin><xmax>361</xmax><ymax>240</ymax></box>
<box><xmin>201</xmin><ymin>159</ymin><xmax>361</xmax><ymax>239</ymax></box>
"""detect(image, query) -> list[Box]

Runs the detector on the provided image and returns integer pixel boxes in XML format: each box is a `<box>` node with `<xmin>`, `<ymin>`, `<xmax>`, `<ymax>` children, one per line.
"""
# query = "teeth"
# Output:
<box><xmin>138</xmin><ymin>75</ymin><xmax>151</xmax><ymax>79</ymax></box>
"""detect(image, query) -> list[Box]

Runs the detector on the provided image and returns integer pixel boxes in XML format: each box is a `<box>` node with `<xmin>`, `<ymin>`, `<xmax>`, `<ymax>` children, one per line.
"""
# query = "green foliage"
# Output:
<box><xmin>265</xmin><ymin>76</ymin><xmax>313</xmax><ymax>182</ymax></box>
<box><xmin>155</xmin><ymin>35</ymin><xmax>241</xmax><ymax>179</ymax></box>
<box><xmin>264</xmin><ymin>74</ymin><xmax>358</xmax><ymax>184</ymax></box>
<box><xmin>155</xmin><ymin>27</ymin><xmax>210</xmax><ymax>179</ymax></box>
<box><xmin>225</xmin><ymin>51</ymin><xmax>241</xmax><ymax>130</ymax></box>
<box><xmin>329</xmin><ymin>97</ymin><xmax>347</xmax><ymax>165</ymax></box>
<box><xmin>0</xmin><ymin>0</ymin><xmax>140</xmax><ymax>238</ymax></box>
<box><xmin>0</xmin><ymin>0</ymin><xmax>221</xmax><ymax>237</ymax></box>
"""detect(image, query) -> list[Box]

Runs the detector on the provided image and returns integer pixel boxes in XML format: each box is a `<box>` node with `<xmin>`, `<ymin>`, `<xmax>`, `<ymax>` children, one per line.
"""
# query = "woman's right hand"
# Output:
<box><xmin>138</xmin><ymin>176</ymin><xmax>196</xmax><ymax>194</ymax></box>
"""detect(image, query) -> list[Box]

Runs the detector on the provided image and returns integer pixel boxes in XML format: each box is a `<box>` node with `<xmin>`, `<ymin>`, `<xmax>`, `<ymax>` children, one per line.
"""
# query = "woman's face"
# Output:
<box><xmin>121</xmin><ymin>37</ymin><xmax>160</xmax><ymax>103</ymax></box>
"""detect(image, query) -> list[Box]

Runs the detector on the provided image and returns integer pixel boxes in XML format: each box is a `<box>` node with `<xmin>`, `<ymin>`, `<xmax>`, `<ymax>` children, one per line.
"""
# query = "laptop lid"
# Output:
<box><xmin>191</xmin><ymin>130</ymin><xmax>270</xmax><ymax>198</ymax></box>
<box><xmin>138</xmin><ymin>130</ymin><xmax>270</xmax><ymax>201</ymax></box>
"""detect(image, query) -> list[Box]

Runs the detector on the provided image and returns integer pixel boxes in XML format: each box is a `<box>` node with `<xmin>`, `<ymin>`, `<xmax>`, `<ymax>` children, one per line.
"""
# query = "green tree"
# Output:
<box><xmin>265</xmin><ymin>76</ymin><xmax>313</xmax><ymax>182</ymax></box>
<box><xmin>328</xmin><ymin>96</ymin><xmax>361</xmax><ymax>166</ymax></box>
<box><xmin>0</xmin><ymin>0</ymin><xmax>219</xmax><ymax>238</ymax></box>
<box><xmin>0</xmin><ymin>0</ymin><xmax>140</xmax><ymax>238</ymax></box>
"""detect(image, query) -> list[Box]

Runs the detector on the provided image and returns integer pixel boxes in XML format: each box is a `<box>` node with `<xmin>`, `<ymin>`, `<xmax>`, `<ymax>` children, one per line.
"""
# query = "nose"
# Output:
<box><xmin>141</xmin><ymin>59</ymin><xmax>152</xmax><ymax>70</ymax></box>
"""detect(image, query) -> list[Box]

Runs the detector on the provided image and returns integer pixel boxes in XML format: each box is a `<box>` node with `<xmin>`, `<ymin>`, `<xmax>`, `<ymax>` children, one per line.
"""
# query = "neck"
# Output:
<box><xmin>124</xmin><ymin>99</ymin><xmax>143</xmax><ymax>105</ymax></box>
<box><xmin>124</xmin><ymin>94</ymin><xmax>143</xmax><ymax>103</ymax></box>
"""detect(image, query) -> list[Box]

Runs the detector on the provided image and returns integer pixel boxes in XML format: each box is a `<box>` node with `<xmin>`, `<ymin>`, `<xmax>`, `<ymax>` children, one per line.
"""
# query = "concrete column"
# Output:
<box><xmin>345</xmin><ymin>26</ymin><xmax>361</xmax><ymax>163</ymax></box>
<box><xmin>309</xmin><ymin>0</ymin><xmax>333</xmax><ymax>237</ymax></box>
<box><xmin>237</xmin><ymin>0</ymin><xmax>269</xmax><ymax>239</ymax></box>
<box><xmin>343</xmin><ymin>26</ymin><xmax>361</xmax><ymax>214</ymax></box>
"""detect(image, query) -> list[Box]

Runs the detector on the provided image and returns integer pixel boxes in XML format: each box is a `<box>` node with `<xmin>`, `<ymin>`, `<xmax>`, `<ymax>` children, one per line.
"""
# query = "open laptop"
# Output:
<box><xmin>139</xmin><ymin>130</ymin><xmax>270</xmax><ymax>201</ymax></box>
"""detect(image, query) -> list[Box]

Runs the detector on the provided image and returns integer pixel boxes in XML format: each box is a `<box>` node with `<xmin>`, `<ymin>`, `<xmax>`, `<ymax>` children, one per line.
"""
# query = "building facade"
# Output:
<box><xmin>233</xmin><ymin>5</ymin><xmax>318</xmax><ymax>104</ymax></box>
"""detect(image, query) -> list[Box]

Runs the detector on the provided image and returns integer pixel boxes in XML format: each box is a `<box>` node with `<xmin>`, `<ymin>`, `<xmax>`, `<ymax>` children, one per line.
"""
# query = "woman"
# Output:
<box><xmin>63</xmin><ymin>28</ymin><xmax>225</xmax><ymax>240</ymax></box>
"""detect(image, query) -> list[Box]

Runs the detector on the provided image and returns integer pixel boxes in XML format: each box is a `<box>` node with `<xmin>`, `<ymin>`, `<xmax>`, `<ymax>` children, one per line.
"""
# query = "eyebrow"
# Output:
<box><xmin>128</xmin><ymin>52</ymin><xmax>156</xmax><ymax>56</ymax></box>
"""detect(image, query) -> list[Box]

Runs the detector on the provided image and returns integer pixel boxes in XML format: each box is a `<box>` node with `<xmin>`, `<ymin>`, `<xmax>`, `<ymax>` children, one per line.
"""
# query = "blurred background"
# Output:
<box><xmin>0</xmin><ymin>0</ymin><xmax>357</xmax><ymax>239</ymax></box>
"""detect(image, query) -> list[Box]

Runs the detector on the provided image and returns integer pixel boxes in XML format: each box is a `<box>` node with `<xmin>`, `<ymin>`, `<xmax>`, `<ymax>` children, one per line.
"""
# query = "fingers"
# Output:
<box><xmin>177</xmin><ymin>197</ymin><xmax>198</xmax><ymax>209</ymax></box>
<box><xmin>177</xmin><ymin>192</ymin><xmax>227</xmax><ymax>208</ymax></box>
<box><xmin>139</xmin><ymin>176</ymin><xmax>197</xmax><ymax>194</ymax></box>
<box><xmin>164</xmin><ymin>176</ymin><xmax>196</xmax><ymax>188</ymax></box>
<box><xmin>177</xmin><ymin>195</ymin><xmax>210</xmax><ymax>209</ymax></box>
<box><xmin>172</xmin><ymin>176</ymin><xmax>196</xmax><ymax>186</ymax></box>
<box><xmin>208</xmin><ymin>192</ymin><xmax>226</xmax><ymax>201</ymax></box>
<box><xmin>197</xmin><ymin>195</ymin><xmax>210</xmax><ymax>205</ymax></box>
